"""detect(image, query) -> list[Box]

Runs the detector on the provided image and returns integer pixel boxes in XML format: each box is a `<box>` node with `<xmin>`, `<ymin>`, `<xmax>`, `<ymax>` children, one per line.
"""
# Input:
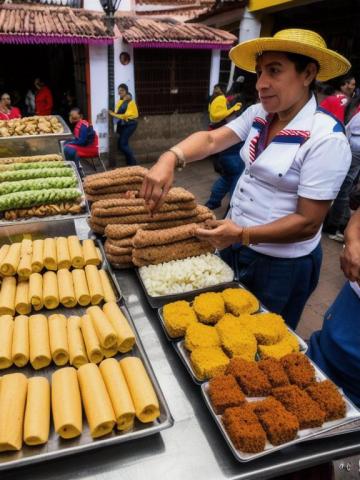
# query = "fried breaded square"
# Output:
<box><xmin>190</xmin><ymin>346</ymin><xmax>229</xmax><ymax>380</ymax></box>
<box><xmin>251</xmin><ymin>313</ymin><xmax>288</xmax><ymax>345</ymax></box>
<box><xmin>258</xmin><ymin>358</ymin><xmax>290</xmax><ymax>388</ymax></box>
<box><xmin>222</xmin><ymin>405</ymin><xmax>266</xmax><ymax>453</ymax></box>
<box><xmin>222</xmin><ymin>288</ymin><xmax>259</xmax><ymax>315</ymax></box>
<box><xmin>163</xmin><ymin>300</ymin><xmax>198</xmax><ymax>338</ymax></box>
<box><xmin>184</xmin><ymin>322</ymin><xmax>221</xmax><ymax>351</ymax></box>
<box><xmin>209</xmin><ymin>374</ymin><xmax>246</xmax><ymax>414</ymax></box>
<box><xmin>226</xmin><ymin>358</ymin><xmax>271</xmax><ymax>397</ymax></box>
<box><xmin>306</xmin><ymin>380</ymin><xmax>346</xmax><ymax>421</ymax></box>
<box><xmin>193</xmin><ymin>292</ymin><xmax>225</xmax><ymax>325</ymax></box>
<box><xmin>280</xmin><ymin>353</ymin><xmax>315</xmax><ymax>389</ymax></box>
<box><xmin>258</xmin><ymin>332</ymin><xmax>300</xmax><ymax>360</ymax></box>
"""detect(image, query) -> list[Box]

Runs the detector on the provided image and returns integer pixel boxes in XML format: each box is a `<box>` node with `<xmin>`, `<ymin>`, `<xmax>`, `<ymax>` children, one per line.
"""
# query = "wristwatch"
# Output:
<box><xmin>168</xmin><ymin>146</ymin><xmax>186</xmax><ymax>171</ymax></box>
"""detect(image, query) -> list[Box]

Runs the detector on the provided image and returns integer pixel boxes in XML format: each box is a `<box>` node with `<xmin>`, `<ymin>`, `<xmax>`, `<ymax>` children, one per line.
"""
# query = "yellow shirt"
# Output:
<box><xmin>111</xmin><ymin>98</ymin><xmax>139</xmax><ymax>121</ymax></box>
<box><xmin>209</xmin><ymin>95</ymin><xmax>241</xmax><ymax>124</ymax></box>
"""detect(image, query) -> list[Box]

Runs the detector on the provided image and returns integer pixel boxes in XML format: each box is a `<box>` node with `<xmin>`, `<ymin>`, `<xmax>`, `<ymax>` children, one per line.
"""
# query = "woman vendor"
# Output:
<box><xmin>140</xmin><ymin>29</ymin><xmax>352</xmax><ymax>330</ymax></box>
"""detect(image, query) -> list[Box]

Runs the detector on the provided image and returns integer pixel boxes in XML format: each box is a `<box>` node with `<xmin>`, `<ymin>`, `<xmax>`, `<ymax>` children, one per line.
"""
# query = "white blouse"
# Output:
<box><xmin>226</xmin><ymin>95</ymin><xmax>351</xmax><ymax>258</ymax></box>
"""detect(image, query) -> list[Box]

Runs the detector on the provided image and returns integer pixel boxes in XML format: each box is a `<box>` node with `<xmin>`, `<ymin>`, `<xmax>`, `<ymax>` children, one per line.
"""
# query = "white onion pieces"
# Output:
<box><xmin>139</xmin><ymin>253</ymin><xmax>234</xmax><ymax>297</ymax></box>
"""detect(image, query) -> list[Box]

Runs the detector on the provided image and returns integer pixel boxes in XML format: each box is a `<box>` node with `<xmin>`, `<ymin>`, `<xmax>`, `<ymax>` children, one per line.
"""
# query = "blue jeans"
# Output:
<box><xmin>63</xmin><ymin>145</ymin><xmax>83</xmax><ymax>178</ymax></box>
<box><xmin>206</xmin><ymin>143</ymin><xmax>245</xmax><ymax>210</ymax></box>
<box><xmin>117</xmin><ymin>122</ymin><xmax>137</xmax><ymax>166</ymax></box>
<box><xmin>308</xmin><ymin>282</ymin><xmax>360</xmax><ymax>407</ymax></box>
<box><xmin>220</xmin><ymin>243</ymin><xmax>322</xmax><ymax>330</ymax></box>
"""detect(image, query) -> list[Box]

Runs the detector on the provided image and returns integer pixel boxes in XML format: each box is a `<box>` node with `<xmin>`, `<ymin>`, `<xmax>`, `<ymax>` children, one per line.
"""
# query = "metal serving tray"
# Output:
<box><xmin>0</xmin><ymin>301</ymin><xmax>174</xmax><ymax>472</ymax></box>
<box><xmin>0</xmin><ymin>161</ymin><xmax>89</xmax><ymax>226</ymax></box>
<box><xmin>201</xmin><ymin>360</ymin><xmax>360</xmax><ymax>462</ymax></box>
<box><xmin>136</xmin><ymin>258</ymin><xmax>235</xmax><ymax>309</ymax></box>
<box><xmin>0</xmin><ymin>115</ymin><xmax>72</xmax><ymax>158</ymax></box>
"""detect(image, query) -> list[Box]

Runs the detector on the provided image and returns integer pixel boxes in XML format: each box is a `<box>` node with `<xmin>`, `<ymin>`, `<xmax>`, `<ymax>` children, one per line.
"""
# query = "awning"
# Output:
<box><xmin>115</xmin><ymin>16</ymin><xmax>236</xmax><ymax>50</ymax></box>
<box><xmin>0</xmin><ymin>4</ymin><xmax>113</xmax><ymax>45</ymax></box>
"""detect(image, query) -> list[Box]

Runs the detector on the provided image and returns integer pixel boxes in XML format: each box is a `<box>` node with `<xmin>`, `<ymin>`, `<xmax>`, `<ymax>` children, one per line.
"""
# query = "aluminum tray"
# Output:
<box><xmin>0</xmin><ymin>161</ymin><xmax>89</xmax><ymax>226</ymax></box>
<box><xmin>0</xmin><ymin>115</ymin><xmax>72</xmax><ymax>158</ymax></box>
<box><xmin>0</xmin><ymin>300</ymin><xmax>174</xmax><ymax>471</ymax></box>
<box><xmin>136</xmin><ymin>259</ymin><xmax>235</xmax><ymax>309</ymax></box>
<box><xmin>201</xmin><ymin>360</ymin><xmax>360</xmax><ymax>462</ymax></box>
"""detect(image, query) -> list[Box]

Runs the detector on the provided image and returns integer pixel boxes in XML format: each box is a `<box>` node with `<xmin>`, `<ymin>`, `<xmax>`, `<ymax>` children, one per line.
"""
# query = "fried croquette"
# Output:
<box><xmin>258</xmin><ymin>332</ymin><xmax>300</xmax><ymax>360</ymax></box>
<box><xmin>226</xmin><ymin>358</ymin><xmax>271</xmax><ymax>397</ymax></box>
<box><xmin>193</xmin><ymin>292</ymin><xmax>225</xmax><ymax>325</ymax></box>
<box><xmin>215</xmin><ymin>313</ymin><xmax>257</xmax><ymax>360</ymax></box>
<box><xmin>190</xmin><ymin>346</ymin><xmax>229</xmax><ymax>380</ymax></box>
<box><xmin>222</xmin><ymin>405</ymin><xmax>266</xmax><ymax>453</ymax></box>
<box><xmin>222</xmin><ymin>288</ymin><xmax>259</xmax><ymax>315</ymax></box>
<box><xmin>251</xmin><ymin>313</ymin><xmax>288</xmax><ymax>345</ymax></box>
<box><xmin>258</xmin><ymin>358</ymin><xmax>290</xmax><ymax>388</ymax></box>
<box><xmin>280</xmin><ymin>353</ymin><xmax>316</xmax><ymax>389</ymax></box>
<box><xmin>162</xmin><ymin>300</ymin><xmax>197</xmax><ymax>338</ymax></box>
<box><xmin>184</xmin><ymin>323</ymin><xmax>221</xmax><ymax>351</ymax></box>
<box><xmin>306</xmin><ymin>380</ymin><xmax>346</xmax><ymax>421</ymax></box>
<box><xmin>209</xmin><ymin>374</ymin><xmax>246</xmax><ymax>414</ymax></box>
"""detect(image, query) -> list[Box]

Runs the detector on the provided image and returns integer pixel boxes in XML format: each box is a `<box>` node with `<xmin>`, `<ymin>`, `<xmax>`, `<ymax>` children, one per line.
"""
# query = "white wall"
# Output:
<box><xmin>209</xmin><ymin>50</ymin><xmax>221</xmax><ymax>95</ymax></box>
<box><xmin>83</xmin><ymin>0</ymin><xmax>103</xmax><ymax>11</ymax></box>
<box><xmin>114</xmin><ymin>39</ymin><xmax>136</xmax><ymax>100</ymax></box>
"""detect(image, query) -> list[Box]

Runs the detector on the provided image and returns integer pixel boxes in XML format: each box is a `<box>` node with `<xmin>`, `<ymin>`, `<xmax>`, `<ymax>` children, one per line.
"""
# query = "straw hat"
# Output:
<box><xmin>229</xmin><ymin>29</ymin><xmax>351</xmax><ymax>81</ymax></box>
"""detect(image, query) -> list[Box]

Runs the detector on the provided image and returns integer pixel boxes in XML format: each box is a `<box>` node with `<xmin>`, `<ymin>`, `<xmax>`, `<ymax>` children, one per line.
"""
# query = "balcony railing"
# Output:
<box><xmin>0</xmin><ymin>0</ymin><xmax>83</xmax><ymax>7</ymax></box>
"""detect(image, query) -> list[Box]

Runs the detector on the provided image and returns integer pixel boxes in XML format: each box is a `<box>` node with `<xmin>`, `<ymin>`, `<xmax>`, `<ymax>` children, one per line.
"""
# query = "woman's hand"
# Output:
<box><xmin>108</xmin><ymin>110</ymin><xmax>114</xmax><ymax>117</ymax></box>
<box><xmin>139</xmin><ymin>152</ymin><xmax>176</xmax><ymax>211</ymax></box>
<box><xmin>195</xmin><ymin>219</ymin><xmax>243</xmax><ymax>250</ymax></box>
<box><xmin>340</xmin><ymin>238</ymin><xmax>360</xmax><ymax>283</ymax></box>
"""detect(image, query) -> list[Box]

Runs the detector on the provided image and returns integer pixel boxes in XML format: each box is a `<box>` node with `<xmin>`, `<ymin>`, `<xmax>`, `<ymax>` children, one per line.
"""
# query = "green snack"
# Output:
<box><xmin>0</xmin><ymin>161</ymin><xmax>67</xmax><ymax>171</ymax></box>
<box><xmin>0</xmin><ymin>177</ymin><xmax>77</xmax><ymax>195</ymax></box>
<box><xmin>0</xmin><ymin>168</ymin><xmax>74</xmax><ymax>182</ymax></box>
<box><xmin>0</xmin><ymin>188</ymin><xmax>81</xmax><ymax>211</ymax></box>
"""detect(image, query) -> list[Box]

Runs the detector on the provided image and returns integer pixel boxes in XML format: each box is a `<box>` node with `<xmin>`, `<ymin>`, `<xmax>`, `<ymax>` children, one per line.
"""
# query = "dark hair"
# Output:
<box><xmin>118</xmin><ymin>83</ymin><xmax>129</xmax><ymax>93</ymax></box>
<box><xmin>345</xmin><ymin>95</ymin><xmax>360</xmax><ymax>124</ymax></box>
<box><xmin>283</xmin><ymin>52</ymin><xmax>319</xmax><ymax>92</ymax></box>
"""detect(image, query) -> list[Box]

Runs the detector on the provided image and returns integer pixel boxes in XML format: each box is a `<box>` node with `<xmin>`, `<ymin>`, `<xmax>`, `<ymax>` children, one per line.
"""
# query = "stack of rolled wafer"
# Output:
<box><xmin>83</xmin><ymin>166</ymin><xmax>148</xmax><ymax>203</ymax></box>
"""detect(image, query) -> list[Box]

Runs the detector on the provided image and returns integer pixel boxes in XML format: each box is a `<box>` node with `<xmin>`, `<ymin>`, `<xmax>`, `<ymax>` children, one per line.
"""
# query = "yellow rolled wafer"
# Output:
<box><xmin>0</xmin><ymin>244</ymin><xmax>9</xmax><ymax>266</ymax></box>
<box><xmin>103</xmin><ymin>302</ymin><xmax>135</xmax><ymax>353</ymax></box>
<box><xmin>99</xmin><ymin>358</ymin><xmax>135</xmax><ymax>430</ymax></box>
<box><xmin>48</xmin><ymin>314</ymin><xmax>69</xmax><ymax>366</ymax></box>
<box><xmin>96</xmin><ymin>247</ymin><xmax>103</xmax><ymax>263</ymax></box>
<box><xmin>17</xmin><ymin>239</ymin><xmax>33</xmax><ymax>278</ymax></box>
<box><xmin>0</xmin><ymin>373</ymin><xmax>27</xmax><ymax>451</ymax></box>
<box><xmin>12</xmin><ymin>315</ymin><xmax>29</xmax><ymax>367</ymax></box>
<box><xmin>56</xmin><ymin>237</ymin><xmax>71</xmax><ymax>269</ymax></box>
<box><xmin>0</xmin><ymin>242</ymin><xmax>21</xmax><ymax>276</ymax></box>
<box><xmin>68</xmin><ymin>315</ymin><xmax>88</xmax><ymax>368</ymax></box>
<box><xmin>0</xmin><ymin>315</ymin><xmax>13</xmax><ymax>369</ymax></box>
<box><xmin>52</xmin><ymin>367</ymin><xmax>82</xmax><ymax>439</ymax></box>
<box><xmin>101</xmin><ymin>345</ymin><xmax>118</xmax><ymax>358</ymax></box>
<box><xmin>71</xmin><ymin>269</ymin><xmax>91</xmax><ymax>306</ymax></box>
<box><xmin>77</xmin><ymin>363</ymin><xmax>116</xmax><ymax>438</ymax></box>
<box><xmin>29</xmin><ymin>314</ymin><xmax>51</xmax><ymax>370</ymax></box>
<box><xmin>29</xmin><ymin>272</ymin><xmax>43</xmax><ymax>308</ymax></box>
<box><xmin>82</xmin><ymin>239</ymin><xmax>101</xmax><ymax>266</ymax></box>
<box><xmin>43</xmin><ymin>271</ymin><xmax>59</xmax><ymax>309</ymax></box>
<box><xmin>99</xmin><ymin>269</ymin><xmax>116</xmax><ymax>303</ymax></box>
<box><xmin>43</xmin><ymin>238</ymin><xmax>57</xmax><ymax>271</ymax></box>
<box><xmin>80</xmin><ymin>315</ymin><xmax>103</xmax><ymax>364</ymax></box>
<box><xmin>24</xmin><ymin>377</ymin><xmax>50</xmax><ymax>446</ymax></box>
<box><xmin>120</xmin><ymin>357</ymin><xmax>160</xmax><ymax>423</ymax></box>
<box><xmin>31</xmin><ymin>239</ymin><xmax>44</xmax><ymax>273</ymax></box>
<box><xmin>85</xmin><ymin>265</ymin><xmax>104</xmax><ymax>305</ymax></box>
<box><xmin>0</xmin><ymin>276</ymin><xmax>16</xmax><ymax>315</ymax></box>
<box><xmin>68</xmin><ymin>235</ymin><xmax>85</xmax><ymax>268</ymax></box>
<box><xmin>57</xmin><ymin>268</ymin><xmax>76</xmax><ymax>308</ymax></box>
<box><xmin>15</xmin><ymin>280</ymin><xmax>31</xmax><ymax>315</ymax></box>
<box><xmin>87</xmin><ymin>305</ymin><xmax>117</xmax><ymax>349</ymax></box>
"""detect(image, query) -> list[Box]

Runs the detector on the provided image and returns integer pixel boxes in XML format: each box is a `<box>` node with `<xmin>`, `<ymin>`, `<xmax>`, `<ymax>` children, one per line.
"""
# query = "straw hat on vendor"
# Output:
<box><xmin>139</xmin><ymin>29</ymin><xmax>352</xmax><ymax>330</ymax></box>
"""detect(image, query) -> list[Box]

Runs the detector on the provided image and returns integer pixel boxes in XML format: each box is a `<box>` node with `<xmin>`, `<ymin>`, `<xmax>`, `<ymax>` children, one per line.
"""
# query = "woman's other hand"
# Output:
<box><xmin>195</xmin><ymin>219</ymin><xmax>243</xmax><ymax>250</ymax></box>
<box><xmin>340</xmin><ymin>209</ymin><xmax>360</xmax><ymax>283</ymax></box>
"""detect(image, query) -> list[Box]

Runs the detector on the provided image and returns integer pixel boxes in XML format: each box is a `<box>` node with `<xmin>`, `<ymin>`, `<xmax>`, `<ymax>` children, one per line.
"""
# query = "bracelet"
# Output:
<box><xmin>168</xmin><ymin>146</ymin><xmax>186</xmax><ymax>171</ymax></box>
<box><xmin>242</xmin><ymin>226</ymin><xmax>250</xmax><ymax>246</ymax></box>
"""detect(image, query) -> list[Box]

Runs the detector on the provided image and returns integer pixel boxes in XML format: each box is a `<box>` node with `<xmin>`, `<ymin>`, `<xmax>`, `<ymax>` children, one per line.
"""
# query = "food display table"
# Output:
<box><xmin>1</xmin><ymin>220</ymin><xmax>359</xmax><ymax>480</ymax></box>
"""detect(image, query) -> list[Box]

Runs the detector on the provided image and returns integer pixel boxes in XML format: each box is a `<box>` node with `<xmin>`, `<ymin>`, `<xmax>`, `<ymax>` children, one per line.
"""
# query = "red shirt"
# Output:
<box><xmin>320</xmin><ymin>94</ymin><xmax>348</xmax><ymax>122</ymax></box>
<box><xmin>0</xmin><ymin>107</ymin><xmax>21</xmax><ymax>120</ymax></box>
<box><xmin>35</xmin><ymin>86</ymin><xmax>53</xmax><ymax>116</ymax></box>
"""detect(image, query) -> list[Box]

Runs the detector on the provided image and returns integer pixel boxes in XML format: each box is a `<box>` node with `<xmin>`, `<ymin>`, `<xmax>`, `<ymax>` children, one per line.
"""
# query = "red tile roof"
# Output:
<box><xmin>0</xmin><ymin>4</ymin><xmax>113</xmax><ymax>44</ymax></box>
<box><xmin>115</xmin><ymin>16</ymin><xmax>236</xmax><ymax>49</ymax></box>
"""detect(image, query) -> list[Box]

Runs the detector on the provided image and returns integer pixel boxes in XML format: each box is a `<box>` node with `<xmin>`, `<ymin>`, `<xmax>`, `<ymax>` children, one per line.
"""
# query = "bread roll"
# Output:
<box><xmin>120</xmin><ymin>357</ymin><xmax>160</xmax><ymax>423</ymax></box>
<box><xmin>31</xmin><ymin>239</ymin><xmax>44</xmax><ymax>273</ymax></box>
<box><xmin>82</xmin><ymin>239</ymin><xmax>101</xmax><ymax>266</ymax></box>
<box><xmin>15</xmin><ymin>281</ymin><xmax>31</xmax><ymax>315</ymax></box>
<box><xmin>56</xmin><ymin>237</ymin><xmax>71</xmax><ymax>269</ymax></box>
<box><xmin>72</xmin><ymin>269</ymin><xmax>91</xmax><ymax>306</ymax></box>
<box><xmin>0</xmin><ymin>373</ymin><xmax>27</xmax><ymax>451</ymax></box>
<box><xmin>29</xmin><ymin>272</ymin><xmax>43</xmax><ymax>309</ymax></box>
<box><xmin>99</xmin><ymin>269</ymin><xmax>117</xmax><ymax>303</ymax></box>
<box><xmin>43</xmin><ymin>271</ymin><xmax>59</xmax><ymax>309</ymax></box>
<box><xmin>29</xmin><ymin>314</ymin><xmax>51</xmax><ymax>370</ymax></box>
<box><xmin>43</xmin><ymin>238</ymin><xmax>57</xmax><ymax>271</ymax></box>
<box><xmin>48</xmin><ymin>314</ymin><xmax>69</xmax><ymax>366</ymax></box>
<box><xmin>77</xmin><ymin>363</ymin><xmax>116</xmax><ymax>438</ymax></box>
<box><xmin>85</xmin><ymin>265</ymin><xmax>104</xmax><ymax>305</ymax></box>
<box><xmin>24</xmin><ymin>377</ymin><xmax>50</xmax><ymax>446</ymax></box>
<box><xmin>0</xmin><ymin>276</ymin><xmax>16</xmax><ymax>315</ymax></box>
<box><xmin>101</xmin><ymin>345</ymin><xmax>118</xmax><ymax>358</ymax></box>
<box><xmin>87</xmin><ymin>305</ymin><xmax>117</xmax><ymax>349</ymax></box>
<box><xmin>12</xmin><ymin>315</ymin><xmax>29</xmax><ymax>367</ymax></box>
<box><xmin>52</xmin><ymin>367</ymin><xmax>82</xmax><ymax>439</ymax></box>
<box><xmin>17</xmin><ymin>239</ymin><xmax>33</xmax><ymax>278</ymax></box>
<box><xmin>0</xmin><ymin>244</ymin><xmax>9</xmax><ymax>266</ymax></box>
<box><xmin>0</xmin><ymin>315</ymin><xmax>13</xmax><ymax>369</ymax></box>
<box><xmin>68</xmin><ymin>315</ymin><xmax>88</xmax><ymax>368</ymax></box>
<box><xmin>68</xmin><ymin>236</ymin><xmax>85</xmax><ymax>269</ymax></box>
<box><xmin>80</xmin><ymin>314</ymin><xmax>103</xmax><ymax>364</ymax></box>
<box><xmin>57</xmin><ymin>268</ymin><xmax>76</xmax><ymax>308</ymax></box>
<box><xmin>0</xmin><ymin>242</ymin><xmax>21</xmax><ymax>276</ymax></box>
<box><xmin>103</xmin><ymin>302</ymin><xmax>135</xmax><ymax>353</ymax></box>
<box><xmin>99</xmin><ymin>358</ymin><xmax>135</xmax><ymax>430</ymax></box>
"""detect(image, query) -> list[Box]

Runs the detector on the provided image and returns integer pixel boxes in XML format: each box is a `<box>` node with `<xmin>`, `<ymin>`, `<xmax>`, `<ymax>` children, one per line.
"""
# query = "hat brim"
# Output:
<box><xmin>229</xmin><ymin>37</ymin><xmax>351</xmax><ymax>81</ymax></box>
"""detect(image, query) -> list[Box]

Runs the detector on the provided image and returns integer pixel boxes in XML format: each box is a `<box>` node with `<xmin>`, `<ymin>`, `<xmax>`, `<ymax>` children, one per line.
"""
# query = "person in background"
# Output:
<box><xmin>0</xmin><ymin>93</ymin><xmax>21</xmax><ymax>120</ymax></box>
<box><xmin>320</xmin><ymin>73</ymin><xmax>356</xmax><ymax>122</ymax></box>
<box><xmin>206</xmin><ymin>84</ymin><xmax>244</xmax><ymax>210</ymax></box>
<box><xmin>323</xmin><ymin>95</ymin><xmax>360</xmax><ymax>241</ymax></box>
<box><xmin>34</xmin><ymin>78</ymin><xmax>53</xmax><ymax>116</ymax></box>
<box><xmin>25</xmin><ymin>87</ymin><xmax>36</xmax><ymax>116</ymax></box>
<box><xmin>63</xmin><ymin>108</ymin><xmax>99</xmax><ymax>177</ymax></box>
<box><xmin>58</xmin><ymin>91</ymin><xmax>77</xmax><ymax>126</ymax></box>
<box><xmin>109</xmin><ymin>83</ymin><xmax>139</xmax><ymax>166</ymax></box>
